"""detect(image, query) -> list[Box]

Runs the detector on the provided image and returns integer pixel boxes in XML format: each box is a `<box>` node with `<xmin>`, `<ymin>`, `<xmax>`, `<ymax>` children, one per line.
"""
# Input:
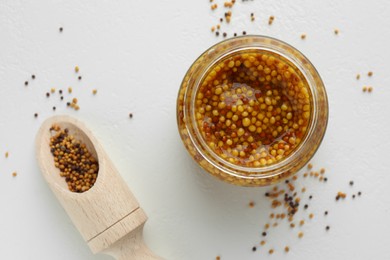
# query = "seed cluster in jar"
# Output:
<box><xmin>49</xmin><ymin>125</ymin><xmax>98</xmax><ymax>193</ymax></box>
<box><xmin>195</xmin><ymin>51</ymin><xmax>311</xmax><ymax>168</ymax></box>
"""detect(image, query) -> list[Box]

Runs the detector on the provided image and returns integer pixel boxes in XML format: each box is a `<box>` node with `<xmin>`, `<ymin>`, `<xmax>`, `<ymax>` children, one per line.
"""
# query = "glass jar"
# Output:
<box><xmin>177</xmin><ymin>36</ymin><xmax>328</xmax><ymax>187</ymax></box>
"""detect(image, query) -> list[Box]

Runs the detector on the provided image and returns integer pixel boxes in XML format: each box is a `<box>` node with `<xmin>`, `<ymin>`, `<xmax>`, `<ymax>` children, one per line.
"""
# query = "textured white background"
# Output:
<box><xmin>1</xmin><ymin>0</ymin><xmax>390</xmax><ymax>259</ymax></box>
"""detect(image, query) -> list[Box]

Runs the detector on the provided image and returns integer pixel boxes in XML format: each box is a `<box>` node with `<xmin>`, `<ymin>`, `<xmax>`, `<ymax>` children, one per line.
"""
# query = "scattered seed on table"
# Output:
<box><xmin>368</xmin><ymin>71</ymin><xmax>373</xmax><ymax>77</ymax></box>
<box><xmin>363</xmin><ymin>86</ymin><xmax>367</xmax><ymax>92</ymax></box>
<box><xmin>307</xmin><ymin>163</ymin><xmax>313</xmax><ymax>169</ymax></box>
<box><xmin>46</xmin><ymin>92</ymin><xmax>50</xmax><ymax>98</ymax></box>
<box><xmin>264</xmin><ymin>223</ymin><xmax>270</xmax><ymax>229</ymax></box>
<box><xmin>34</xmin><ymin>113</ymin><xmax>38</xmax><ymax>118</ymax></box>
<box><xmin>216</xmin><ymin>256</ymin><xmax>220</xmax><ymax>260</ymax></box>
<box><xmin>262</xmin><ymin>232</ymin><xmax>267</xmax><ymax>237</ymax></box>
<box><xmin>32</xmin><ymin>74</ymin><xmax>35</xmax><ymax>79</ymax></box>
<box><xmin>75</xmin><ymin>66</ymin><xmax>79</xmax><ymax>73</ymax></box>
<box><xmin>59</xmin><ymin>27</ymin><xmax>63</xmax><ymax>32</ymax></box>
<box><xmin>260</xmin><ymin>240</ymin><xmax>266</xmax><ymax>246</ymax></box>
<box><xmin>301</xmin><ymin>34</ymin><xmax>306</xmax><ymax>40</ymax></box>
<box><xmin>334</xmin><ymin>29</ymin><xmax>339</xmax><ymax>35</ymax></box>
<box><xmin>211</xmin><ymin>26</ymin><xmax>215</xmax><ymax>32</ymax></box>
<box><xmin>352</xmin><ymin>194</ymin><xmax>356</xmax><ymax>199</ymax></box>
<box><xmin>368</xmin><ymin>87</ymin><xmax>373</xmax><ymax>92</ymax></box>
<box><xmin>324</xmin><ymin>177</ymin><xmax>328</xmax><ymax>182</ymax></box>
<box><xmin>304</xmin><ymin>204</ymin><xmax>308</xmax><ymax>210</ymax></box>
<box><xmin>290</xmin><ymin>223</ymin><xmax>295</xmax><ymax>228</ymax></box>
<box><xmin>298</xmin><ymin>232</ymin><xmax>304</xmax><ymax>238</ymax></box>
<box><xmin>252</xmin><ymin>246</ymin><xmax>257</xmax><ymax>252</ymax></box>
<box><xmin>233</xmin><ymin>33</ymin><xmax>237</xmax><ymax>37</ymax></box>
<box><xmin>12</xmin><ymin>172</ymin><xmax>17</xmax><ymax>177</ymax></box>
<box><xmin>242</xmin><ymin>31</ymin><xmax>246</xmax><ymax>35</ymax></box>
<box><xmin>92</xmin><ymin>89</ymin><xmax>97</xmax><ymax>95</ymax></box>
<box><xmin>51</xmin><ymin>88</ymin><xmax>55</xmax><ymax>93</ymax></box>
<box><xmin>326</xmin><ymin>226</ymin><xmax>330</xmax><ymax>231</ymax></box>
<box><xmin>66</xmin><ymin>102</ymin><xmax>70</xmax><ymax>107</ymax></box>
<box><xmin>78</xmin><ymin>76</ymin><xmax>82</xmax><ymax>80</ymax></box>
<box><xmin>320</xmin><ymin>168</ymin><xmax>325</xmax><ymax>174</ymax></box>
<box><xmin>268</xmin><ymin>15</ymin><xmax>274</xmax><ymax>25</ymax></box>
<box><xmin>299</xmin><ymin>220</ymin><xmax>305</xmax><ymax>226</ymax></box>
<box><xmin>60</xmin><ymin>96</ymin><xmax>64</xmax><ymax>100</ymax></box>
<box><xmin>25</xmin><ymin>81</ymin><xmax>28</xmax><ymax>86</ymax></box>
<box><xmin>53</xmin><ymin>106</ymin><xmax>56</xmax><ymax>111</ymax></box>
<box><xmin>269</xmin><ymin>249</ymin><xmax>274</xmax><ymax>255</ymax></box>
<box><xmin>59</xmin><ymin>89</ymin><xmax>63</xmax><ymax>94</ymax></box>
<box><xmin>249</xmin><ymin>201</ymin><xmax>255</xmax><ymax>208</ymax></box>
<box><xmin>216</xmin><ymin>31</ymin><xmax>220</xmax><ymax>37</ymax></box>
<box><xmin>223</xmin><ymin>32</ymin><xmax>227</xmax><ymax>37</ymax></box>
<box><xmin>349</xmin><ymin>181</ymin><xmax>354</xmax><ymax>186</ymax></box>
<box><xmin>5</xmin><ymin>152</ymin><xmax>9</xmax><ymax>158</ymax></box>
<box><xmin>358</xmin><ymin>191</ymin><xmax>362</xmax><ymax>196</ymax></box>
<box><xmin>324</xmin><ymin>211</ymin><xmax>328</xmax><ymax>215</ymax></box>
<box><xmin>284</xmin><ymin>246</ymin><xmax>290</xmax><ymax>253</ymax></box>
<box><xmin>309</xmin><ymin>213</ymin><xmax>314</xmax><ymax>219</ymax></box>
<box><xmin>129</xmin><ymin>113</ymin><xmax>133</xmax><ymax>118</ymax></box>
<box><xmin>309</xmin><ymin>195</ymin><xmax>313</xmax><ymax>200</ymax></box>
<box><xmin>68</xmin><ymin>87</ymin><xmax>73</xmax><ymax>93</ymax></box>
<box><xmin>72</xmin><ymin>98</ymin><xmax>78</xmax><ymax>104</ymax></box>
<box><xmin>356</xmin><ymin>74</ymin><xmax>360</xmax><ymax>80</ymax></box>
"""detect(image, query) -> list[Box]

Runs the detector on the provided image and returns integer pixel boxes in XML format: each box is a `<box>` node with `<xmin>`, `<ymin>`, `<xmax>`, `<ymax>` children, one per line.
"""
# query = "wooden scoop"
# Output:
<box><xmin>35</xmin><ymin>115</ymin><xmax>160</xmax><ymax>260</ymax></box>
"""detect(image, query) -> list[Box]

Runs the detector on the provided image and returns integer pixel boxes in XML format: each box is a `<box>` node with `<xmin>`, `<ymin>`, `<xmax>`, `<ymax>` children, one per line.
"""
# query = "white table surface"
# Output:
<box><xmin>1</xmin><ymin>0</ymin><xmax>390</xmax><ymax>259</ymax></box>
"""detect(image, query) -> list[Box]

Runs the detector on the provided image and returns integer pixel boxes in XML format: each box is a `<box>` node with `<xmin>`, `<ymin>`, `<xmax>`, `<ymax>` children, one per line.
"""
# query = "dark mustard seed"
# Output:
<box><xmin>326</xmin><ymin>226</ymin><xmax>330</xmax><ymax>231</ymax></box>
<box><xmin>46</xmin><ymin>92</ymin><xmax>50</xmax><ymax>98</ymax></box>
<box><xmin>265</xmin><ymin>192</ymin><xmax>270</xmax><ymax>197</ymax></box>
<box><xmin>60</xmin><ymin>96</ymin><xmax>64</xmax><ymax>100</ymax></box>
<box><xmin>234</xmin><ymin>33</ymin><xmax>237</xmax><ymax>37</ymax></box>
<box><xmin>216</xmin><ymin>31</ymin><xmax>220</xmax><ymax>36</ymax></box>
<box><xmin>352</xmin><ymin>194</ymin><xmax>356</xmax><ymax>199</ymax></box>
<box><xmin>25</xmin><ymin>81</ymin><xmax>28</xmax><ymax>86</ymax></box>
<box><xmin>66</xmin><ymin>102</ymin><xmax>70</xmax><ymax>106</ymax></box>
<box><xmin>53</xmin><ymin>106</ymin><xmax>56</xmax><ymax>111</ymax></box>
<box><xmin>304</xmin><ymin>204</ymin><xmax>308</xmax><ymax>210</ymax></box>
<box><xmin>349</xmin><ymin>181</ymin><xmax>354</xmax><ymax>186</ymax></box>
<box><xmin>78</xmin><ymin>76</ymin><xmax>82</xmax><ymax>80</ymax></box>
<box><xmin>59</xmin><ymin>27</ymin><xmax>63</xmax><ymax>32</ymax></box>
<box><xmin>262</xmin><ymin>232</ymin><xmax>267</xmax><ymax>237</ymax></box>
<box><xmin>242</xmin><ymin>31</ymin><xmax>247</xmax><ymax>35</ymax></box>
<box><xmin>34</xmin><ymin>113</ymin><xmax>38</xmax><ymax>118</ymax></box>
<box><xmin>324</xmin><ymin>177</ymin><xmax>328</xmax><ymax>182</ymax></box>
<box><xmin>220</xmin><ymin>18</ymin><xmax>223</xmax><ymax>22</ymax></box>
<box><xmin>252</xmin><ymin>246</ymin><xmax>257</xmax><ymax>252</ymax></box>
<box><xmin>223</xmin><ymin>32</ymin><xmax>227</xmax><ymax>37</ymax></box>
<box><xmin>129</xmin><ymin>113</ymin><xmax>133</xmax><ymax>118</ymax></box>
<box><xmin>324</xmin><ymin>211</ymin><xmax>328</xmax><ymax>215</ymax></box>
<box><xmin>32</xmin><ymin>75</ymin><xmax>35</xmax><ymax>79</ymax></box>
<box><xmin>309</xmin><ymin>195</ymin><xmax>313</xmax><ymax>200</ymax></box>
<box><xmin>59</xmin><ymin>90</ymin><xmax>63</xmax><ymax>94</ymax></box>
<box><xmin>358</xmin><ymin>191</ymin><xmax>362</xmax><ymax>196</ymax></box>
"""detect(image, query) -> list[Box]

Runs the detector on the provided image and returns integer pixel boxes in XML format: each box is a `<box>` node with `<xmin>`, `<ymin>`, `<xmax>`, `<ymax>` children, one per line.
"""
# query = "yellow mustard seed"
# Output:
<box><xmin>356</xmin><ymin>74</ymin><xmax>360</xmax><ymax>80</ymax></box>
<box><xmin>12</xmin><ymin>172</ymin><xmax>17</xmax><ymax>177</ymax></box>
<box><xmin>298</xmin><ymin>232</ymin><xmax>304</xmax><ymax>238</ymax></box>
<box><xmin>194</xmin><ymin>50</ymin><xmax>312</xmax><ymax>168</ymax></box>
<box><xmin>92</xmin><ymin>89</ymin><xmax>97</xmax><ymax>95</ymax></box>
<box><xmin>51</xmin><ymin>88</ymin><xmax>56</xmax><ymax>93</ymax></box>
<box><xmin>5</xmin><ymin>152</ymin><xmax>9</xmax><ymax>158</ymax></box>
<box><xmin>260</xmin><ymin>240</ymin><xmax>266</xmax><ymax>246</ymax></box>
<box><xmin>75</xmin><ymin>66</ymin><xmax>79</xmax><ymax>73</ymax></box>
<box><xmin>368</xmin><ymin>87</ymin><xmax>373</xmax><ymax>92</ymax></box>
<box><xmin>68</xmin><ymin>87</ymin><xmax>73</xmax><ymax>93</ymax></box>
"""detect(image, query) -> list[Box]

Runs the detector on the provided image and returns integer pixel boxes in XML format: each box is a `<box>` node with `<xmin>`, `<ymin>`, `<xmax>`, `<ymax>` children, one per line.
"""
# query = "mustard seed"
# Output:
<box><xmin>32</xmin><ymin>74</ymin><xmax>35</xmax><ymax>79</ymax></box>
<box><xmin>53</xmin><ymin>106</ymin><xmax>56</xmax><ymax>111</ymax></box>
<box><xmin>60</xmin><ymin>96</ymin><xmax>64</xmax><ymax>100</ymax></box>
<box><xmin>356</xmin><ymin>74</ymin><xmax>360</xmax><ymax>80</ymax></box>
<box><xmin>49</xmin><ymin>126</ymin><xmax>98</xmax><ymax>192</ymax></box>
<box><xmin>358</xmin><ymin>191</ymin><xmax>362</xmax><ymax>196</ymax></box>
<box><xmin>34</xmin><ymin>113</ymin><xmax>38</xmax><ymax>118</ymax></box>
<box><xmin>334</xmin><ymin>29</ymin><xmax>339</xmax><ymax>35</ymax></box>
<box><xmin>66</xmin><ymin>102</ymin><xmax>70</xmax><ymax>106</ymax></box>
<box><xmin>12</xmin><ymin>172</ymin><xmax>17</xmax><ymax>177</ymax></box>
<box><xmin>304</xmin><ymin>204</ymin><xmax>308</xmax><ymax>209</ymax></box>
<box><xmin>268</xmin><ymin>16</ymin><xmax>274</xmax><ymax>25</ymax></box>
<box><xmin>129</xmin><ymin>113</ymin><xmax>133</xmax><ymax>118</ymax></box>
<box><xmin>262</xmin><ymin>232</ymin><xmax>267</xmax><ymax>236</ymax></box>
<box><xmin>92</xmin><ymin>89</ymin><xmax>97</xmax><ymax>95</ymax></box>
<box><xmin>301</xmin><ymin>34</ymin><xmax>306</xmax><ymax>40</ymax></box>
<box><xmin>242</xmin><ymin>31</ymin><xmax>246</xmax><ymax>35</ymax></box>
<box><xmin>349</xmin><ymin>181</ymin><xmax>354</xmax><ymax>186</ymax></box>
<box><xmin>324</xmin><ymin>211</ymin><xmax>328</xmax><ymax>215</ymax></box>
<box><xmin>368</xmin><ymin>71</ymin><xmax>373</xmax><ymax>77</ymax></box>
<box><xmin>216</xmin><ymin>256</ymin><xmax>220</xmax><ymax>260</ymax></box>
<box><xmin>51</xmin><ymin>88</ymin><xmax>55</xmax><ymax>93</ymax></box>
<box><xmin>260</xmin><ymin>240</ymin><xmax>266</xmax><ymax>246</ymax></box>
<box><xmin>352</xmin><ymin>194</ymin><xmax>356</xmax><ymax>199</ymax></box>
<box><xmin>284</xmin><ymin>246</ymin><xmax>289</xmax><ymax>253</ymax></box>
<box><xmin>298</xmin><ymin>232</ymin><xmax>304</xmax><ymax>238</ymax></box>
<box><xmin>326</xmin><ymin>226</ymin><xmax>330</xmax><ymax>231</ymax></box>
<box><xmin>252</xmin><ymin>246</ymin><xmax>257</xmax><ymax>252</ymax></box>
<box><xmin>68</xmin><ymin>87</ymin><xmax>73</xmax><ymax>93</ymax></box>
<box><xmin>78</xmin><ymin>76</ymin><xmax>82</xmax><ymax>80</ymax></box>
<box><xmin>59</xmin><ymin>89</ymin><xmax>63</xmax><ymax>94</ymax></box>
<box><xmin>269</xmin><ymin>249</ymin><xmax>274</xmax><ymax>255</ymax></box>
<box><xmin>309</xmin><ymin>195</ymin><xmax>313</xmax><ymax>199</ymax></box>
<box><xmin>59</xmin><ymin>27</ymin><xmax>63</xmax><ymax>32</ymax></box>
<box><xmin>368</xmin><ymin>87</ymin><xmax>373</xmax><ymax>92</ymax></box>
<box><xmin>25</xmin><ymin>81</ymin><xmax>28</xmax><ymax>86</ymax></box>
<box><xmin>5</xmin><ymin>152</ymin><xmax>9</xmax><ymax>158</ymax></box>
<box><xmin>309</xmin><ymin>213</ymin><xmax>314</xmax><ymax>219</ymax></box>
<box><xmin>75</xmin><ymin>66</ymin><xmax>79</xmax><ymax>73</ymax></box>
<box><xmin>223</xmin><ymin>32</ymin><xmax>227</xmax><ymax>38</ymax></box>
<box><xmin>216</xmin><ymin>31</ymin><xmax>220</xmax><ymax>37</ymax></box>
<box><xmin>307</xmin><ymin>163</ymin><xmax>313</xmax><ymax>169</ymax></box>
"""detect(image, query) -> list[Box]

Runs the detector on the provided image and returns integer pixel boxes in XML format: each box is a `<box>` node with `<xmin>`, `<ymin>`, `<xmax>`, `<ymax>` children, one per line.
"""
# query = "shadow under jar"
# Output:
<box><xmin>177</xmin><ymin>36</ymin><xmax>328</xmax><ymax>187</ymax></box>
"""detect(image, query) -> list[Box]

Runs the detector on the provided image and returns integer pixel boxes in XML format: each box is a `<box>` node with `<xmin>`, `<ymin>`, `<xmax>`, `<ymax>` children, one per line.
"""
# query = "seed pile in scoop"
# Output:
<box><xmin>49</xmin><ymin>125</ymin><xmax>98</xmax><ymax>192</ymax></box>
